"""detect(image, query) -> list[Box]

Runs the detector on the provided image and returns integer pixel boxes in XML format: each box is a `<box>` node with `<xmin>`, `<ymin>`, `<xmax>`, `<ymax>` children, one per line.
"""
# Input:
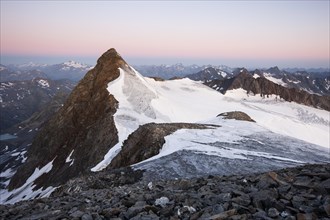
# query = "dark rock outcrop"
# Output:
<box><xmin>217</xmin><ymin>111</ymin><xmax>255</xmax><ymax>122</ymax></box>
<box><xmin>206</xmin><ymin>72</ymin><xmax>330</xmax><ymax>111</ymax></box>
<box><xmin>110</xmin><ymin>123</ymin><xmax>216</xmax><ymax>169</ymax></box>
<box><xmin>8</xmin><ymin>48</ymin><xmax>127</xmax><ymax>191</ymax></box>
<box><xmin>1</xmin><ymin>163</ymin><xmax>329</xmax><ymax>219</ymax></box>
<box><xmin>148</xmin><ymin>76</ymin><xmax>165</xmax><ymax>81</ymax></box>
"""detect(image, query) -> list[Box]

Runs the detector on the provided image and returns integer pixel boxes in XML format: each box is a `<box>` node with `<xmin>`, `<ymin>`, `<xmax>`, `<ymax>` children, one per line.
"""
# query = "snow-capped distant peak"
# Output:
<box><xmin>62</xmin><ymin>60</ymin><xmax>88</xmax><ymax>69</ymax></box>
<box><xmin>18</xmin><ymin>62</ymin><xmax>49</xmax><ymax>68</ymax></box>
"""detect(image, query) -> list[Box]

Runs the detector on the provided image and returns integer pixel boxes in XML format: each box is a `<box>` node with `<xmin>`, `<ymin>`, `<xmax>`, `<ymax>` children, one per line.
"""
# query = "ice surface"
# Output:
<box><xmin>135</xmin><ymin>118</ymin><xmax>312</xmax><ymax>166</ymax></box>
<box><xmin>134</xmin><ymin>118</ymin><xmax>328</xmax><ymax>180</ymax></box>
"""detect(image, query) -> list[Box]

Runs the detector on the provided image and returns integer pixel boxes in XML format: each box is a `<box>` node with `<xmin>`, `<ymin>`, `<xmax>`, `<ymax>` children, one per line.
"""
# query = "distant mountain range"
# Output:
<box><xmin>0</xmin><ymin>78</ymin><xmax>75</xmax><ymax>132</ymax></box>
<box><xmin>187</xmin><ymin>66</ymin><xmax>330</xmax><ymax>96</ymax></box>
<box><xmin>133</xmin><ymin>63</ymin><xmax>233</xmax><ymax>79</ymax></box>
<box><xmin>1</xmin><ymin>61</ymin><xmax>329</xmax><ymax>84</ymax></box>
<box><xmin>2</xmin><ymin>61</ymin><xmax>93</xmax><ymax>82</ymax></box>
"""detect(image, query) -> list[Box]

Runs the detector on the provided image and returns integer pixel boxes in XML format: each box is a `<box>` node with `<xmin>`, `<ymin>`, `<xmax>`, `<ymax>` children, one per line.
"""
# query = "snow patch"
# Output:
<box><xmin>0</xmin><ymin>168</ymin><xmax>15</xmax><ymax>179</ymax></box>
<box><xmin>0</xmin><ymin>158</ymin><xmax>56</xmax><ymax>204</ymax></box>
<box><xmin>286</xmin><ymin>79</ymin><xmax>301</xmax><ymax>84</ymax></box>
<box><xmin>263</xmin><ymin>73</ymin><xmax>287</xmax><ymax>86</ymax></box>
<box><xmin>37</xmin><ymin>79</ymin><xmax>49</xmax><ymax>88</ymax></box>
<box><xmin>65</xmin><ymin>150</ymin><xmax>74</xmax><ymax>166</ymax></box>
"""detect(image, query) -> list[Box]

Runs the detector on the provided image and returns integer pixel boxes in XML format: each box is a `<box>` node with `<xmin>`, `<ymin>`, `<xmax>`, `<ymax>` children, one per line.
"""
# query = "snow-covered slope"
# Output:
<box><xmin>92</xmin><ymin>66</ymin><xmax>329</xmax><ymax>171</ymax></box>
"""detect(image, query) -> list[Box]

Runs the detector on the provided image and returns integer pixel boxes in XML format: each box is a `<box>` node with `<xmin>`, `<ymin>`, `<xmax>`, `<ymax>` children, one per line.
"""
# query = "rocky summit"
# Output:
<box><xmin>8</xmin><ymin>49</ymin><xmax>126</xmax><ymax>191</ymax></box>
<box><xmin>1</xmin><ymin>163</ymin><xmax>329</xmax><ymax>219</ymax></box>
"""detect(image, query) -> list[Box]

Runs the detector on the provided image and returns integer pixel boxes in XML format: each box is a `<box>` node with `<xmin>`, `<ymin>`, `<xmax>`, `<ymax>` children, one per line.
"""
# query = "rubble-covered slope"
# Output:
<box><xmin>1</xmin><ymin>164</ymin><xmax>329</xmax><ymax>219</ymax></box>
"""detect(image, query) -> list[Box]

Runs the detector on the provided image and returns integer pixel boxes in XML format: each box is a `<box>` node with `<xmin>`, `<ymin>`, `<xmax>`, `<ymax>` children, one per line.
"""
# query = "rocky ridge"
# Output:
<box><xmin>1</xmin><ymin>163</ymin><xmax>329</xmax><ymax>219</ymax></box>
<box><xmin>205</xmin><ymin>72</ymin><xmax>330</xmax><ymax>111</ymax></box>
<box><xmin>188</xmin><ymin>66</ymin><xmax>330</xmax><ymax>96</ymax></box>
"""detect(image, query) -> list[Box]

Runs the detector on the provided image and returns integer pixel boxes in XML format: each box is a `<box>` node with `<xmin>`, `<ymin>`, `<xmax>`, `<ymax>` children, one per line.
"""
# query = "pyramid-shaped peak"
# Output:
<box><xmin>95</xmin><ymin>48</ymin><xmax>127</xmax><ymax>68</ymax></box>
<box><xmin>102</xmin><ymin>48</ymin><xmax>121</xmax><ymax>58</ymax></box>
<box><xmin>8</xmin><ymin>48</ymin><xmax>127</xmax><ymax>191</ymax></box>
<box><xmin>267</xmin><ymin>66</ymin><xmax>281</xmax><ymax>74</ymax></box>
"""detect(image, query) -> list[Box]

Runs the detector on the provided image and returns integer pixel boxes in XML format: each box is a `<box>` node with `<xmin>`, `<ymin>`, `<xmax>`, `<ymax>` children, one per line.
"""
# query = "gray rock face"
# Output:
<box><xmin>1</xmin><ymin>164</ymin><xmax>329</xmax><ymax>219</ymax></box>
<box><xmin>7</xmin><ymin>48</ymin><xmax>127</xmax><ymax>191</ymax></box>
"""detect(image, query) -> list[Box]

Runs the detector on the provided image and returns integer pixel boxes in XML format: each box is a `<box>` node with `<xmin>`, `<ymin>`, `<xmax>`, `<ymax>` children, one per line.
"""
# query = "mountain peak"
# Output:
<box><xmin>95</xmin><ymin>48</ymin><xmax>126</xmax><ymax>69</ymax></box>
<box><xmin>267</xmin><ymin>66</ymin><xmax>281</xmax><ymax>74</ymax></box>
<box><xmin>100</xmin><ymin>48</ymin><xmax>120</xmax><ymax>59</ymax></box>
<box><xmin>8</xmin><ymin>48</ymin><xmax>126</xmax><ymax>192</ymax></box>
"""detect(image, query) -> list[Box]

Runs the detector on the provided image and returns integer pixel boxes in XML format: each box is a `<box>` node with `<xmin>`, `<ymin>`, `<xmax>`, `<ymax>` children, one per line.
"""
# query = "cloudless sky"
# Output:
<box><xmin>0</xmin><ymin>1</ymin><xmax>329</xmax><ymax>68</ymax></box>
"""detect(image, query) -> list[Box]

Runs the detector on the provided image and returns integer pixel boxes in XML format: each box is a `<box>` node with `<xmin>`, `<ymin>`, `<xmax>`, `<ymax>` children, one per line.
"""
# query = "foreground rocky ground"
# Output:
<box><xmin>1</xmin><ymin>163</ymin><xmax>329</xmax><ymax>220</ymax></box>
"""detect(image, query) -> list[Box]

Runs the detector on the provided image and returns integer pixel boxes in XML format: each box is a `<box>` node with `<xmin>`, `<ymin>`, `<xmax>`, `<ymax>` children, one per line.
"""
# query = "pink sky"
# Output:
<box><xmin>1</xmin><ymin>1</ymin><xmax>329</xmax><ymax>67</ymax></box>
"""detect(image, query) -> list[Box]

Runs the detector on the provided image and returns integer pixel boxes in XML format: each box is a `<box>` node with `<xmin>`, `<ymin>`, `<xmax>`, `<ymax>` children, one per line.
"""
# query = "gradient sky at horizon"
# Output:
<box><xmin>1</xmin><ymin>1</ymin><xmax>329</xmax><ymax>68</ymax></box>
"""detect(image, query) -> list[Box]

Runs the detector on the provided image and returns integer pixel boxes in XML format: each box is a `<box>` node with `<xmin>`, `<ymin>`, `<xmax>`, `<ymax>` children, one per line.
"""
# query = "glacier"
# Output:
<box><xmin>91</xmin><ymin>64</ymin><xmax>329</xmax><ymax>172</ymax></box>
